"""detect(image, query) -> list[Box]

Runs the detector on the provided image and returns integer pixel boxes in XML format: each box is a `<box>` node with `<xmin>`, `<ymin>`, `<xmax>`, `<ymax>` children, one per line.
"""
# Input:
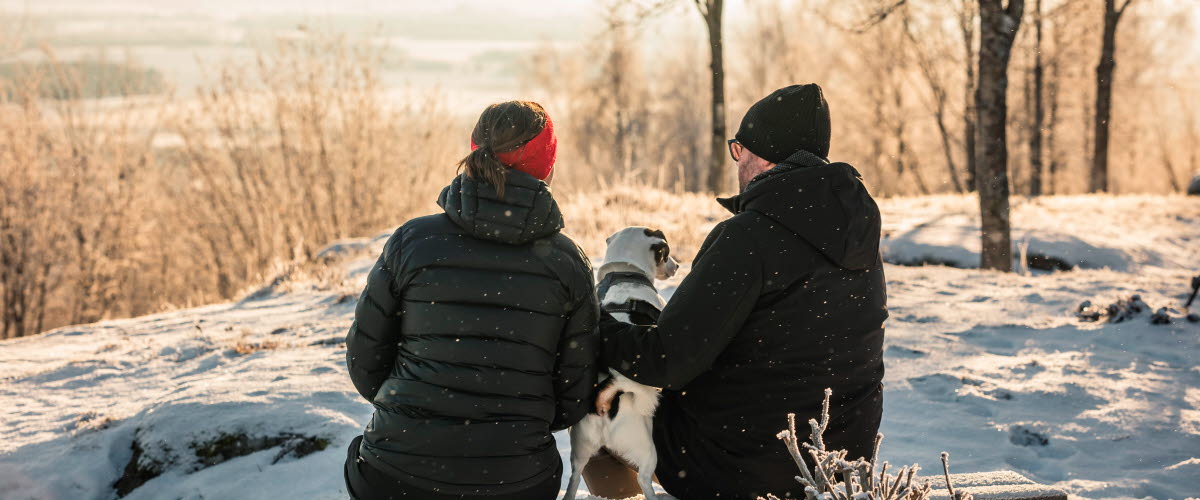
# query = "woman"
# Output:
<box><xmin>343</xmin><ymin>101</ymin><xmax>599</xmax><ymax>499</ymax></box>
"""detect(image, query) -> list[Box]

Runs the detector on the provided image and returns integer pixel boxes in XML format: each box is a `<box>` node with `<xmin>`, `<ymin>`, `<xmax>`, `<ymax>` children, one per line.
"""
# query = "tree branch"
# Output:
<box><xmin>1005</xmin><ymin>0</ymin><xmax>1027</xmax><ymax>24</ymax></box>
<box><xmin>1117</xmin><ymin>0</ymin><xmax>1135</xmax><ymax>17</ymax></box>
<box><xmin>597</xmin><ymin>0</ymin><xmax>677</xmax><ymax>35</ymax></box>
<box><xmin>855</xmin><ymin>0</ymin><xmax>908</xmax><ymax>32</ymax></box>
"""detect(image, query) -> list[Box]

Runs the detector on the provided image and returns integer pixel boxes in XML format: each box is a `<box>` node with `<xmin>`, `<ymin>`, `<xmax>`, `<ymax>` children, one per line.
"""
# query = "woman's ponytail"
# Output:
<box><xmin>458</xmin><ymin>145</ymin><xmax>512</xmax><ymax>198</ymax></box>
<box><xmin>457</xmin><ymin>101</ymin><xmax>548</xmax><ymax>199</ymax></box>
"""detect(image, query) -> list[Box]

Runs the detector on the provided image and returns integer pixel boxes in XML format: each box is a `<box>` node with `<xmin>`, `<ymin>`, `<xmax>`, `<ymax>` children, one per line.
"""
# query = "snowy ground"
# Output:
<box><xmin>879</xmin><ymin>195</ymin><xmax>1198</xmax><ymax>272</ymax></box>
<box><xmin>1</xmin><ymin>195</ymin><xmax>1198</xmax><ymax>500</ymax></box>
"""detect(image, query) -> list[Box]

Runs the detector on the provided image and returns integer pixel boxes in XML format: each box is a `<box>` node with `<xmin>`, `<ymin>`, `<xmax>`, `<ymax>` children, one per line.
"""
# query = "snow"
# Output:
<box><xmin>923</xmin><ymin>471</ymin><xmax>1066</xmax><ymax>500</ymax></box>
<box><xmin>880</xmin><ymin>195</ymin><xmax>1198</xmax><ymax>272</ymax></box>
<box><xmin>2</xmin><ymin>195</ymin><xmax>1198</xmax><ymax>500</ymax></box>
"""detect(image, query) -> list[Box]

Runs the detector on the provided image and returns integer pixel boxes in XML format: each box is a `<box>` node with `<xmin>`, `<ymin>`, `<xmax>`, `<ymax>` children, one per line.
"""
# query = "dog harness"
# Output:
<box><xmin>597</xmin><ymin>271</ymin><xmax>663</xmax><ymax>326</ymax></box>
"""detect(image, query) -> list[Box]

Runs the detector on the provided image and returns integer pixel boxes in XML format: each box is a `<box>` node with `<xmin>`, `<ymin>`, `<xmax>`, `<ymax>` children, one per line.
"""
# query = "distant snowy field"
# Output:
<box><xmin>1</xmin><ymin>195</ymin><xmax>1198</xmax><ymax>500</ymax></box>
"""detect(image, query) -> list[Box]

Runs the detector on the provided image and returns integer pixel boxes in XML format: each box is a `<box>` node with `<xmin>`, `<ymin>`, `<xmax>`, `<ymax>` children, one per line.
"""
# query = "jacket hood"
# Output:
<box><xmin>437</xmin><ymin>170</ymin><xmax>564</xmax><ymax>245</ymax></box>
<box><xmin>718</xmin><ymin>150</ymin><xmax>882</xmax><ymax>270</ymax></box>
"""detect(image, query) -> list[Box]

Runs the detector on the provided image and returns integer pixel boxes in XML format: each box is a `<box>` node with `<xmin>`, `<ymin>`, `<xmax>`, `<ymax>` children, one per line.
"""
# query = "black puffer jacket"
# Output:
<box><xmin>600</xmin><ymin>150</ymin><xmax>888</xmax><ymax>499</ymax></box>
<box><xmin>346</xmin><ymin>171</ymin><xmax>599</xmax><ymax>496</ymax></box>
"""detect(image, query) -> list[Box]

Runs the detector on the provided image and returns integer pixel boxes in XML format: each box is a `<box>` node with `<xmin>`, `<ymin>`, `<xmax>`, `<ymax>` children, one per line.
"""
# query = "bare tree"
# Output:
<box><xmin>1185</xmin><ymin>91</ymin><xmax>1199</xmax><ymax>191</ymax></box>
<box><xmin>1090</xmin><ymin>0</ymin><xmax>1136</xmax><ymax>192</ymax></box>
<box><xmin>1028</xmin><ymin>0</ymin><xmax>1045</xmax><ymax>196</ymax></box>
<box><xmin>1045</xmin><ymin>40</ymin><xmax>1061</xmax><ymax>195</ymax></box>
<box><xmin>959</xmin><ymin>1</ymin><xmax>980</xmax><ymax>192</ymax></box>
<box><xmin>592</xmin><ymin>0</ymin><xmax>725</xmax><ymax>192</ymax></box>
<box><xmin>740</xmin><ymin>0</ymin><xmax>812</xmax><ymax>100</ymax></box>
<box><xmin>1157</xmin><ymin>85</ymin><xmax>1199</xmax><ymax>193</ymax></box>
<box><xmin>903</xmin><ymin>4</ymin><xmax>966</xmax><ymax>192</ymax></box>
<box><xmin>1040</xmin><ymin>0</ymin><xmax>1080</xmax><ymax>196</ymax></box>
<box><xmin>976</xmin><ymin>0</ymin><xmax>1025</xmax><ymax>272</ymax></box>
<box><xmin>852</xmin><ymin>9</ymin><xmax>901</xmax><ymax>196</ymax></box>
<box><xmin>694</xmin><ymin>0</ymin><xmax>727</xmax><ymax>193</ymax></box>
<box><xmin>844</xmin><ymin>0</ymin><xmax>932</xmax><ymax>195</ymax></box>
<box><xmin>655</xmin><ymin>38</ymin><xmax>709</xmax><ymax>191</ymax></box>
<box><xmin>560</xmin><ymin>5</ymin><xmax>653</xmax><ymax>184</ymax></box>
<box><xmin>881</xmin><ymin>20</ymin><xmax>931</xmax><ymax>195</ymax></box>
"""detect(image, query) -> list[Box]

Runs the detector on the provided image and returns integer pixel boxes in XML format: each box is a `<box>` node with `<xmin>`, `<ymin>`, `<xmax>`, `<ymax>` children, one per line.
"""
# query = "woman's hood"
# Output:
<box><xmin>437</xmin><ymin>170</ymin><xmax>565</xmax><ymax>245</ymax></box>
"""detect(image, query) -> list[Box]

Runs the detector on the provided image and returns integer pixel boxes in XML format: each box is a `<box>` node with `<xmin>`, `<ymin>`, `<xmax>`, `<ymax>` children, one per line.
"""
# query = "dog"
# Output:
<box><xmin>563</xmin><ymin>227</ymin><xmax>679</xmax><ymax>500</ymax></box>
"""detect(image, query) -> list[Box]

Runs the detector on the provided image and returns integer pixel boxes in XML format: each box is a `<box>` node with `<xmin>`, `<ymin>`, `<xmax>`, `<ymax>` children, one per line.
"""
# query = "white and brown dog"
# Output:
<box><xmin>563</xmin><ymin>227</ymin><xmax>679</xmax><ymax>500</ymax></box>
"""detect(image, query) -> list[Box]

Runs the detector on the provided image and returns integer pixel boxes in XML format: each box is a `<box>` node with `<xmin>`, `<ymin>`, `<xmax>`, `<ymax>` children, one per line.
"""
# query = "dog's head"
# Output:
<box><xmin>603</xmin><ymin>227</ymin><xmax>680</xmax><ymax>280</ymax></box>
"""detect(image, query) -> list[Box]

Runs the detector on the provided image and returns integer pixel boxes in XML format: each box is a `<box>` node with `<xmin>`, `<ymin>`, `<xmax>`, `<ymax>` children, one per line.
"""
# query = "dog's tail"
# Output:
<box><xmin>607</xmin><ymin>369</ymin><xmax>661</xmax><ymax>417</ymax></box>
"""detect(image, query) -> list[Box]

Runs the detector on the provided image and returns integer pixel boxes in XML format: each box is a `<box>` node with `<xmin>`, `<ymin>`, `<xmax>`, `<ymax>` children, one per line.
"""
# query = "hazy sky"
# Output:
<box><xmin>2</xmin><ymin>0</ymin><xmax>621</xmax><ymax>24</ymax></box>
<box><xmin>0</xmin><ymin>0</ymin><xmax>732</xmax><ymax>110</ymax></box>
<box><xmin>1</xmin><ymin>0</ymin><xmax>592</xmax><ymax>14</ymax></box>
<box><xmin>0</xmin><ymin>0</ymin><xmax>760</xmax><ymax>33</ymax></box>
<box><xmin>4</xmin><ymin>0</ymin><xmax>1195</xmax><ymax>112</ymax></box>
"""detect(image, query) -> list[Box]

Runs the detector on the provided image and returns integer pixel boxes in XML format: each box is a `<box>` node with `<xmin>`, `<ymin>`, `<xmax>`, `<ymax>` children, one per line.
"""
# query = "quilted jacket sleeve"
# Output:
<box><xmin>345</xmin><ymin>233</ymin><xmax>405</xmax><ymax>402</ymax></box>
<box><xmin>549</xmin><ymin>251</ymin><xmax>600</xmax><ymax>431</ymax></box>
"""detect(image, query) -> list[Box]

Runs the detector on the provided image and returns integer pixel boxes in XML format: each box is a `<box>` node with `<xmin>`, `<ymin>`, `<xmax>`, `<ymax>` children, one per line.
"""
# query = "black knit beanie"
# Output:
<box><xmin>735</xmin><ymin>84</ymin><xmax>831</xmax><ymax>163</ymax></box>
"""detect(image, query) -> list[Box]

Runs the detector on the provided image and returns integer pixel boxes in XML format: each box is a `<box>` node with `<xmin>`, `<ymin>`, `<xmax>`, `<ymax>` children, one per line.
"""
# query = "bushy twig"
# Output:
<box><xmin>941</xmin><ymin>452</ymin><xmax>972</xmax><ymax>500</ymax></box>
<box><xmin>764</xmin><ymin>388</ymin><xmax>972</xmax><ymax>500</ymax></box>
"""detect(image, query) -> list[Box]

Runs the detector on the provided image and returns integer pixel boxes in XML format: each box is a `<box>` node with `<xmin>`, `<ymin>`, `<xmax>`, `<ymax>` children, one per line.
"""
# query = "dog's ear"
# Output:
<box><xmin>643</xmin><ymin>228</ymin><xmax>666</xmax><ymax>241</ymax></box>
<box><xmin>644</xmin><ymin>228</ymin><xmax>670</xmax><ymax>264</ymax></box>
<box><xmin>650</xmin><ymin>241</ymin><xmax>670</xmax><ymax>264</ymax></box>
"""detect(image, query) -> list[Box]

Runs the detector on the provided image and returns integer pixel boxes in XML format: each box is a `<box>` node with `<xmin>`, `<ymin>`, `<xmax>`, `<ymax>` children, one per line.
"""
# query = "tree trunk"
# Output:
<box><xmin>894</xmin><ymin>85</ymin><xmax>930</xmax><ymax>195</ymax></box>
<box><xmin>1186</xmin><ymin>93</ymin><xmax>1199</xmax><ymax>188</ymax></box>
<box><xmin>34</xmin><ymin>261</ymin><xmax>50</xmax><ymax>335</ymax></box>
<box><xmin>699</xmin><ymin>0</ymin><xmax>727</xmax><ymax>193</ymax></box>
<box><xmin>870</xmin><ymin>85</ymin><xmax>887</xmax><ymax>197</ymax></box>
<box><xmin>1020</xmin><ymin>56</ymin><xmax>1032</xmax><ymax>195</ymax></box>
<box><xmin>1029</xmin><ymin>0</ymin><xmax>1044</xmax><ymax>196</ymax></box>
<box><xmin>1046</xmin><ymin>55</ymin><xmax>1060</xmax><ymax>195</ymax></box>
<box><xmin>961</xmin><ymin>3</ymin><xmax>979</xmax><ymax>193</ymax></box>
<box><xmin>1091</xmin><ymin>0</ymin><xmax>1131</xmax><ymax>193</ymax></box>
<box><xmin>976</xmin><ymin>0</ymin><xmax>1024</xmax><ymax>272</ymax></box>
<box><xmin>934</xmin><ymin>97</ymin><xmax>965</xmax><ymax>193</ymax></box>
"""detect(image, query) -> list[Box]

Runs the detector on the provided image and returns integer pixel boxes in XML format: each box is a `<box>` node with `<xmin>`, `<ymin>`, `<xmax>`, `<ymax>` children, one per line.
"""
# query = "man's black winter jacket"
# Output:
<box><xmin>600</xmin><ymin>150</ymin><xmax>888</xmax><ymax>499</ymax></box>
<box><xmin>346</xmin><ymin>171</ymin><xmax>598</xmax><ymax>496</ymax></box>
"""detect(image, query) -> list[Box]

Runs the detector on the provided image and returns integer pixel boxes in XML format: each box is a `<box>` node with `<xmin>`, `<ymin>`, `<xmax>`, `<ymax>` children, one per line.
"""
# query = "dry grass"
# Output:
<box><xmin>558</xmin><ymin>183</ymin><xmax>726</xmax><ymax>261</ymax></box>
<box><xmin>0</xmin><ymin>32</ymin><xmax>462</xmax><ymax>338</ymax></box>
<box><xmin>72</xmin><ymin>411</ymin><xmax>118</xmax><ymax>434</ymax></box>
<box><xmin>0</xmin><ymin>49</ymin><xmax>165</xmax><ymax>337</ymax></box>
<box><xmin>1</xmin><ymin>27</ymin><xmax>730</xmax><ymax>338</ymax></box>
<box><xmin>230</xmin><ymin>339</ymin><xmax>285</xmax><ymax>356</ymax></box>
<box><xmin>165</xmin><ymin>31</ymin><xmax>461</xmax><ymax>299</ymax></box>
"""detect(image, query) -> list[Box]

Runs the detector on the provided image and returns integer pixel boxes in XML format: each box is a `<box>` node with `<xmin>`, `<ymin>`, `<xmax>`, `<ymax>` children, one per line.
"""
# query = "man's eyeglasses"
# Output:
<box><xmin>727</xmin><ymin>139</ymin><xmax>744</xmax><ymax>162</ymax></box>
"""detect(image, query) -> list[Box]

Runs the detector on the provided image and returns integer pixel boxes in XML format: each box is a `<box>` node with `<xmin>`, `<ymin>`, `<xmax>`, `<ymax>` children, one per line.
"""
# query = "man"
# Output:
<box><xmin>586</xmin><ymin>83</ymin><xmax>887</xmax><ymax>499</ymax></box>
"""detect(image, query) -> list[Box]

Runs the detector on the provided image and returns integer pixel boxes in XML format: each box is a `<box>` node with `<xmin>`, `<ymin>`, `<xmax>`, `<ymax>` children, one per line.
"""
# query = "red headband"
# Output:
<box><xmin>470</xmin><ymin>114</ymin><xmax>557</xmax><ymax>181</ymax></box>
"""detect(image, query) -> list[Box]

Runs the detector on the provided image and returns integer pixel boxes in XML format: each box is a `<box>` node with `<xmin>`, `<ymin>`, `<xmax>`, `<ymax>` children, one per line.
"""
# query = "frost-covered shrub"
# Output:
<box><xmin>759</xmin><ymin>388</ymin><xmax>970</xmax><ymax>500</ymax></box>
